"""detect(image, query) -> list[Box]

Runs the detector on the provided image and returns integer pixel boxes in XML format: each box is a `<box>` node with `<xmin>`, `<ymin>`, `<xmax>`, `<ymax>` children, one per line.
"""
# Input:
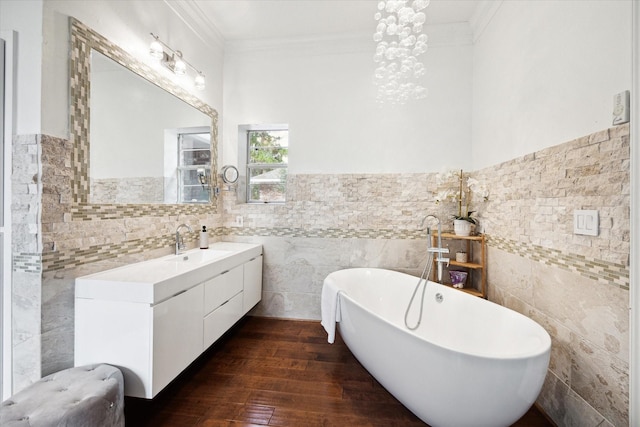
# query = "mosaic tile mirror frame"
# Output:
<box><xmin>69</xmin><ymin>18</ymin><xmax>219</xmax><ymax>219</ymax></box>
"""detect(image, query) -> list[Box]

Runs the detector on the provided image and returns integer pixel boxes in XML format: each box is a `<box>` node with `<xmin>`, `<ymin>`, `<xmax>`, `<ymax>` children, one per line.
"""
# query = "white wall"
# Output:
<box><xmin>471</xmin><ymin>0</ymin><xmax>632</xmax><ymax>169</ymax></box>
<box><xmin>223</xmin><ymin>28</ymin><xmax>473</xmax><ymax>174</ymax></box>
<box><xmin>41</xmin><ymin>0</ymin><xmax>224</xmax><ymax>139</ymax></box>
<box><xmin>0</xmin><ymin>0</ymin><xmax>43</xmax><ymax>136</ymax></box>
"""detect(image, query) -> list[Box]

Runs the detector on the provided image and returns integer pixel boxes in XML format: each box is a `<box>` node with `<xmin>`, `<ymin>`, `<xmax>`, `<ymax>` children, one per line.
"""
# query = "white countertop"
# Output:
<box><xmin>75</xmin><ymin>242</ymin><xmax>263</xmax><ymax>304</ymax></box>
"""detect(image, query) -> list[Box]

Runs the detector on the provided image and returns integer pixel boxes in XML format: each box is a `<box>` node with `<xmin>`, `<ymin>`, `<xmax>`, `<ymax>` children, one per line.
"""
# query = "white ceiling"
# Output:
<box><xmin>181</xmin><ymin>0</ymin><xmax>482</xmax><ymax>43</ymax></box>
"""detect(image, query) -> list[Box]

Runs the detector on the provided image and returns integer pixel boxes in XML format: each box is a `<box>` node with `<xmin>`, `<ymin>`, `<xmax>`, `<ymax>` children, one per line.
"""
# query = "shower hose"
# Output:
<box><xmin>404</xmin><ymin>250</ymin><xmax>434</xmax><ymax>330</ymax></box>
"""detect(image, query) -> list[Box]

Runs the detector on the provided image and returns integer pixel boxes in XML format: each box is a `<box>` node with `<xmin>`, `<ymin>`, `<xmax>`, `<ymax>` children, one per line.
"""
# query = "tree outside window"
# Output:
<box><xmin>247</xmin><ymin>129</ymin><xmax>288</xmax><ymax>203</ymax></box>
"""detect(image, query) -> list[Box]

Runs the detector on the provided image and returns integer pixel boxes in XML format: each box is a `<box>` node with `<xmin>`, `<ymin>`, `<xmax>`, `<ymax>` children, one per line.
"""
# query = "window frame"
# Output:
<box><xmin>176</xmin><ymin>127</ymin><xmax>212</xmax><ymax>204</ymax></box>
<box><xmin>237</xmin><ymin>124</ymin><xmax>289</xmax><ymax>204</ymax></box>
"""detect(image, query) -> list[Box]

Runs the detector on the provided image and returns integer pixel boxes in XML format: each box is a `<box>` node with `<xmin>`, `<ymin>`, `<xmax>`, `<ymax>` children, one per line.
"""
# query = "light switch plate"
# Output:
<box><xmin>574</xmin><ymin>210</ymin><xmax>599</xmax><ymax>236</ymax></box>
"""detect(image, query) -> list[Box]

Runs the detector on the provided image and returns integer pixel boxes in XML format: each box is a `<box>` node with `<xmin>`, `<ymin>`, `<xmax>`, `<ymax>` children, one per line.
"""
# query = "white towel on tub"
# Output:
<box><xmin>321</xmin><ymin>277</ymin><xmax>342</xmax><ymax>344</ymax></box>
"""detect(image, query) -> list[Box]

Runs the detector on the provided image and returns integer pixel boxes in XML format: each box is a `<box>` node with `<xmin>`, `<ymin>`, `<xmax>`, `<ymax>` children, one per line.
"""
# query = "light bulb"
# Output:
<box><xmin>149</xmin><ymin>40</ymin><xmax>163</xmax><ymax>59</ymax></box>
<box><xmin>194</xmin><ymin>74</ymin><xmax>205</xmax><ymax>90</ymax></box>
<box><xmin>174</xmin><ymin>58</ymin><xmax>186</xmax><ymax>75</ymax></box>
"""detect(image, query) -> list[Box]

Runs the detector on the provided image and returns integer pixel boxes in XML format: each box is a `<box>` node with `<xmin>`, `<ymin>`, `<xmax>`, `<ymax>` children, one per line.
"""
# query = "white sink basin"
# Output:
<box><xmin>165</xmin><ymin>250</ymin><xmax>233</xmax><ymax>264</ymax></box>
<box><xmin>75</xmin><ymin>242</ymin><xmax>263</xmax><ymax>304</ymax></box>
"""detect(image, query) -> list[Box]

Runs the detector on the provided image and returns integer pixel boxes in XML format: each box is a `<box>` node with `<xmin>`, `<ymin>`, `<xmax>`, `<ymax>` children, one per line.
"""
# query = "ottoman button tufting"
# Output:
<box><xmin>0</xmin><ymin>364</ymin><xmax>125</xmax><ymax>427</ymax></box>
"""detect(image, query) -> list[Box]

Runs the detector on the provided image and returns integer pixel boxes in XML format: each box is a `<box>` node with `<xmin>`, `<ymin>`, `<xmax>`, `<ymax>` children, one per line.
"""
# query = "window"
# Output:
<box><xmin>239</xmin><ymin>125</ymin><xmax>288</xmax><ymax>203</ymax></box>
<box><xmin>177</xmin><ymin>130</ymin><xmax>211</xmax><ymax>203</ymax></box>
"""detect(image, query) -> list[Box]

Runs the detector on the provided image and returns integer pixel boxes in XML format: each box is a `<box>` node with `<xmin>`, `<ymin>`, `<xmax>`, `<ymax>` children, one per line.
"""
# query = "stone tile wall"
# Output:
<box><xmin>475</xmin><ymin>125</ymin><xmax>630</xmax><ymax>268</ymax></box>
<box><xmin>474</xmin><ymin>124</ymin><xmax>630</xmax><ymax>427</ymax></box>
<box><xmin>11</xmin><ymin>135</ymin><xmax>43</xmax><ymax>392</ymax></box>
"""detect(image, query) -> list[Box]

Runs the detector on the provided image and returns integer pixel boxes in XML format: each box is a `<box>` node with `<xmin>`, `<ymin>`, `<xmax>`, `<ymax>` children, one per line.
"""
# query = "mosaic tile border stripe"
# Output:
<box><xmin>487</xmin><ymin>235</ymin><xmax>629</xmax><ymax>290</ymax></box>
<box><xmin>41</xmin><ymin>226</ymin><xmax>630</xmax><ymax>290</ymax></box>
<box><xmin>71</xmin><ymin>203</ymin><xmax>215</xmax><ymax>220</ymax></box>
<box><xmin>41</xmin><ymin>227</ymin><xmax>428</xmax><ymax>272</ymax></box>
<box><xmin>42</xmin><ymin>234</ymin><xmax>198</xmax><ymax>272</ymax></box>
<box><xmin>69</xmin><ymin>18</ymin><xmax>218</xmax><ymax>211</ymax></box>
<box><xmin>213</xmin><ymin>226</ymin><xmax>429</xmax><ymax>239</ymax></box>
<box><xmin>13</xmin><ymin>254</ymin><xmax>42</xmax><ymax>274</ymax></box>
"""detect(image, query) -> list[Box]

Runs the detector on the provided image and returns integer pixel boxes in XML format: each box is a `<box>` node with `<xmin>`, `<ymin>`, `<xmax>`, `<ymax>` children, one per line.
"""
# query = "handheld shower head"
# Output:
<box><xmin>421</xmin><ymin>215</ymin><xmax>440</xmax><ymax>250</ymax></box>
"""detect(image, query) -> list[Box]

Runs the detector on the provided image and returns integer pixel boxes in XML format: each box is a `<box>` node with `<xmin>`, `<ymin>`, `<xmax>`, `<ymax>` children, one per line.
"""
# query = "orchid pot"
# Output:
<box><xmin>453</xmin><ymin>219</ymin><xmax>474</xmax><ymax>236</ymax></box>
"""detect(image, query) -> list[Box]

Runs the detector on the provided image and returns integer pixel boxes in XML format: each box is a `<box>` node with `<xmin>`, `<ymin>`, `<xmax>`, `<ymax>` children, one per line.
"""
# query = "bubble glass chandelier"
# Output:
<box><xmin>373</xmin><ymin>0</ymin><xmax>430</xmax><ymax>104</ymax></box>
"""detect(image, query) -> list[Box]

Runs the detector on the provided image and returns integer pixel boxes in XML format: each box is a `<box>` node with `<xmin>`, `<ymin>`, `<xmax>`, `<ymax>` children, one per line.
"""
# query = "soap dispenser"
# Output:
<box><xmin>199</xmin><ymin>226</ymin><xmax>209</xmax><ymax>249</ymax></box>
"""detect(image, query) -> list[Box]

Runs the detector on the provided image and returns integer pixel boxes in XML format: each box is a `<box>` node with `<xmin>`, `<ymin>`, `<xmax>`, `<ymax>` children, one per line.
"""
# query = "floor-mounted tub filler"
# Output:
<box><xmin>321</xmin><ymin>268</ymin><xmax>551</xmax><ymax>427</ymax></box>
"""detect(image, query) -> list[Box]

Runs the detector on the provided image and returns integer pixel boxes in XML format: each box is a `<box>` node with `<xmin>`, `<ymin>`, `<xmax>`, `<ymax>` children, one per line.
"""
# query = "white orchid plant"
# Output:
<box><xmin>434</xmin><ymin>169</ymin><xmax>489</xmax><ymax>224</ymax></box>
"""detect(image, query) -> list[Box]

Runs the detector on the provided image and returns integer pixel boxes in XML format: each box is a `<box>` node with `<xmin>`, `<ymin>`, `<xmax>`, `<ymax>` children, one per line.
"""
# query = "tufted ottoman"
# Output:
<box><xmin>0</xmin><ymin>364</ymin><xmax>124</xmax><ymax>427</ymax></box>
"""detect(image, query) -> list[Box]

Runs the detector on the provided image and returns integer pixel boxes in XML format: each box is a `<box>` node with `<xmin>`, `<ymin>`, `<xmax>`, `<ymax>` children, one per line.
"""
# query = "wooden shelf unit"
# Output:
<box><xmin>431</xmin><ymin>232</ymin><xmax>486</xmax><ymax>298</ymax></box>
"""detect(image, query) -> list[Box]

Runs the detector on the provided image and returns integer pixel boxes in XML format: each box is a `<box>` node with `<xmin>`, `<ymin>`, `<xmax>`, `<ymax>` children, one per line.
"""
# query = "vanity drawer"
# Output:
<box><xmin>203</xmin><ymin>292</ymin><xmax>243</xmax><ymax>349</ymax></box>
<box><xmin>204</xmin><ymin>266</ymin><xmax>243</xmax><ymax>315</ymax></box>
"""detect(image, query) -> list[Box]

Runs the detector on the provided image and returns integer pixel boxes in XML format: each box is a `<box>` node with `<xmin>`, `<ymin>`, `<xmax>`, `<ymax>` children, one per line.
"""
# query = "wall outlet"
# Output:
<box><xmin>235</xmin><ymin>216</ymin><xmax>244</xmax><ymax>227</ymax></box>
<box><xmin>574</xmin><ymin>210</ymin><xmax>598</xmax><ymax>236</ymax></box>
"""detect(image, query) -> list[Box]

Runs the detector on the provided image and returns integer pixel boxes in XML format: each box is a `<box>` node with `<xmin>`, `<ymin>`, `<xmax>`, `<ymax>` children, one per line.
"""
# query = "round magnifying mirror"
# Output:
<box><xmin>221</xmin><ymin>165</ymin><xmax>239</xmax><ymax>184</ymax></box>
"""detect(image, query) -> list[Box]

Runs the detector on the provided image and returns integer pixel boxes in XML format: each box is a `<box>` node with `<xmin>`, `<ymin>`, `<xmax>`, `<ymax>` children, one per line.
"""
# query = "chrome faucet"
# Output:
<box><xmin>175</xmin><ymin>223</ymin><xmax>193</xmax><ymax>255</ymax></box>
<box><xmin>420</xmin><ymin>215</ymin><xmax>450</xmax><ymax>282</ymax></box>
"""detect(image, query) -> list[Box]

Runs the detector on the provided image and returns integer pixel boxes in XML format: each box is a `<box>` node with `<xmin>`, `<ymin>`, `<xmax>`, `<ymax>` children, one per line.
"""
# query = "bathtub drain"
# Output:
<box><xmin>435</xmin><ymin>293</ymin><xmax>443</xmax><ymax>303</ymax></box>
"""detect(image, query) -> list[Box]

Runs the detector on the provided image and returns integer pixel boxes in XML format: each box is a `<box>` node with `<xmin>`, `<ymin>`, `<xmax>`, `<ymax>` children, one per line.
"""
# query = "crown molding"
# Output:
<box><xmin>225</xmin><ymin>23</ymin><xmax>473</xmax><ymax>56</ymax></box>
<box><xmin>225</xmin><ymin>31</ymin><xmax>371</xmax><ymax>56</ymax></box>
<box><xmin>163</xmin><ymin>0</ymin><xmax>225</xmax><ymax>52</ymax></box>
<box><xmin>163</xmin><ymin>1</ymin><xmax>476</xmax><ymax>56</ymax></box>
<box><xmin>469</xmin><ymin>0</ymin><xmax>503</xmax><ymax>43</ymax></box>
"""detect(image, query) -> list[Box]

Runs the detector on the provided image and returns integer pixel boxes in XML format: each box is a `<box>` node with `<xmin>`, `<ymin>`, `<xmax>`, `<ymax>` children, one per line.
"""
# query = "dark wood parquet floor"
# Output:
<box><xmin>125</xmin><ymin>317</ymin><xmax>554</xmax><ymax>427</ymax></box>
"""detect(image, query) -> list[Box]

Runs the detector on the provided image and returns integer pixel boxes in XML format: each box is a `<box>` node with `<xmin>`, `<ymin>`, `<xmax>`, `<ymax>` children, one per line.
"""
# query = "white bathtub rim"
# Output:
<box><xmin>330</xmin><ymin>267</ymin><xmax>551</xmax><ymax>361</ymax></box>
<box><xmin>338</xmin><ymin>291</ymin><xmax>551</xmax><ymax>361</ymax></box>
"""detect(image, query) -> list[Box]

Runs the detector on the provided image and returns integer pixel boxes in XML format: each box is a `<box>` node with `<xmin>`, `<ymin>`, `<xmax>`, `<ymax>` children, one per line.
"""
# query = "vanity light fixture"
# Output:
<box><xmin>149</xmin><ymin>33</ymin><xmax>205</xmax><ymax>90</ymax></box>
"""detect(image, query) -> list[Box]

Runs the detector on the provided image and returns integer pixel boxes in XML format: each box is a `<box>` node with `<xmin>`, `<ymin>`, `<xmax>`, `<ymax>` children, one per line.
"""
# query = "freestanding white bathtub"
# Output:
<box><xmin>321</xmin><ymin>268</ymin><xmax>551</xmax><ymax>427</ymax></box>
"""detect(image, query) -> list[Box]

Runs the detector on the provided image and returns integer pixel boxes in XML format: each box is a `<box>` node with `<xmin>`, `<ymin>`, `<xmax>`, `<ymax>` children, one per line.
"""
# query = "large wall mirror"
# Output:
<box><xmin>70</xmin><ymin>19</ymin><xmax>218</xmax><ymax>215</ymax></box>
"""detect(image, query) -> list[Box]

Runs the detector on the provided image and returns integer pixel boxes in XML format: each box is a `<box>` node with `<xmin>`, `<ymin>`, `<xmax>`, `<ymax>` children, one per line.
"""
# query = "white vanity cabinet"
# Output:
<box><xmin>75</xmin><ymin>283</ymin><xmax>204</xmax><ymax>398</ymax></box>
<box><xmin>74</xmin><ymin>242</ymin><xmax>262</xmax><ymax>399</ymax></box>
